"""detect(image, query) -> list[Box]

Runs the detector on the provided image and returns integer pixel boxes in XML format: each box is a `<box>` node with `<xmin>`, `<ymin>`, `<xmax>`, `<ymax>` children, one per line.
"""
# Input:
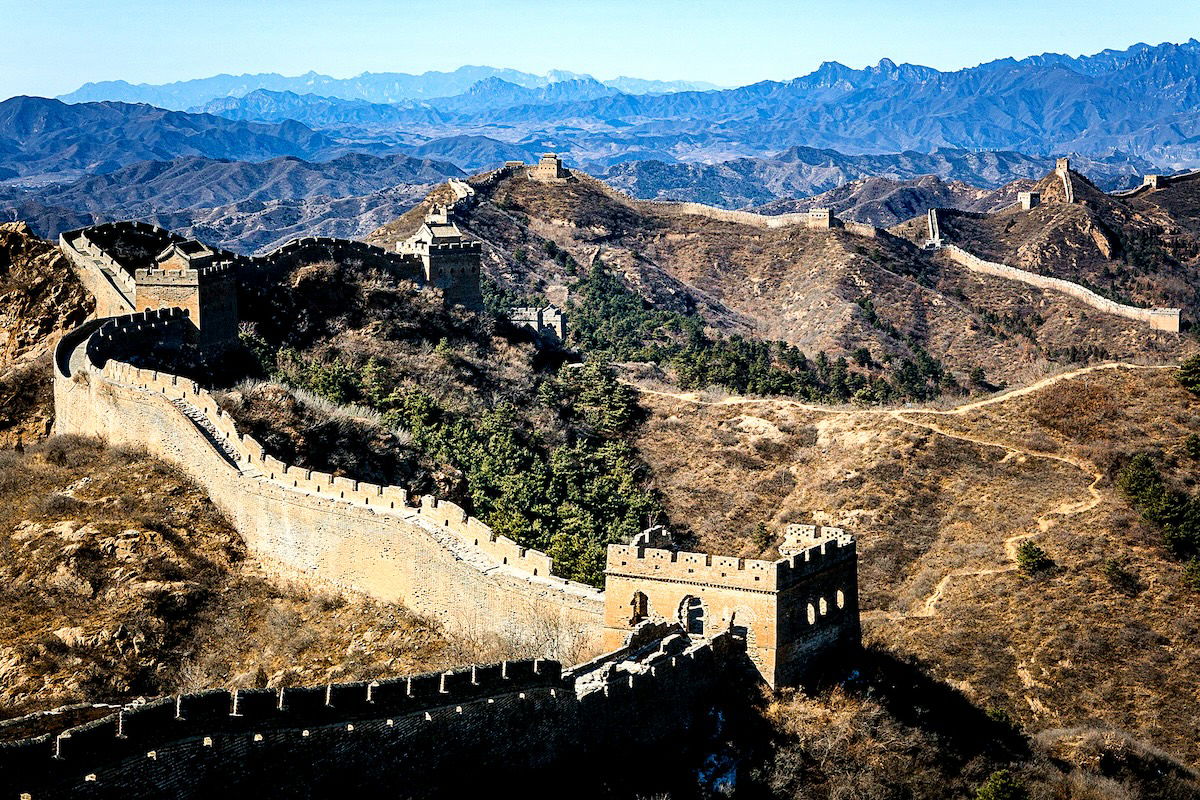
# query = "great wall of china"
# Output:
<box><xmin>1</xmin><ymin>627</ymin><xmax>739</xmax><ymax>797</ymax></box>
<box><xmin>6</xmin><ymin>153</ymin><xmax>1189</xmax><ymax>795</ymax></box>
<box><xmin>923</xmin><ymin>160</ymin><xmax>1183</xmax><ymax>333</ymax></box>
<box><xmin>0</xmin><ymin>182</ymin><xmax>863</xmax><ymax>794</ymax></box>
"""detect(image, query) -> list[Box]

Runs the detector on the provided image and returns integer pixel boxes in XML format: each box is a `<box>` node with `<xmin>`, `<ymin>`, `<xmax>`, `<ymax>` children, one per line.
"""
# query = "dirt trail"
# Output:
<box><xmin>633</xmin><ymin>362</ymin><xmax>1172</xmax><ymax>619</ymax></box>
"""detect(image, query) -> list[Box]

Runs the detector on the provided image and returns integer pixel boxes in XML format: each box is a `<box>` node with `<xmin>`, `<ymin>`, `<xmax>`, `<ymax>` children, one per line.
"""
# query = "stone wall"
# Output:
<box><xmin>570</xmin><ymin>172</ymin><xmax>881</xmax><ymax>237</ymax></box>
<box><xmin>53</xmin><ymin>314</ymin><xmax>606</xmax><ymax>660</ymax></box>
<box><xmin>942</xmin><ymin>243</ymin><xmax>1181</xmax><ymax>332</ymax></box>
<box><xmin>0</xmin><ymin>630</ymin><xmax>735</xmax><ymax>798</ymax></box>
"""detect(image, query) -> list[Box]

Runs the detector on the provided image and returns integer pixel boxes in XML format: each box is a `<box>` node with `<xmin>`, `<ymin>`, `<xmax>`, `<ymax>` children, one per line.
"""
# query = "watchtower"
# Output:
<box><xmin>529</xmin><ymin>153</ymin><xmax>569</xmax><ymax>182</ymax></box>
<box><xmin>1056</xmin><ymin>157</ymin><xmax>1071</xmax><ymax>176</ymax></box>
<box><xmin>133</xmin><ymin>241</ymin><xmax>238</xmax><ymax>348</ymax></box>
<box><xmin>805</xmin><ymin>208</ymin><xmax>834</xmax><ymax>229</ymax></box>
<box><xmin>602</xmin><ymin>524</ymin><xmax>860</xmax><ymax>687</ymax></box>
<box><xmin>396</xmin><ymin>207</ymin><xmax>484</xmax><ymax>310</ymax></box>
<box><xmin>1018</xmin><ymin>191</ymin><xmax>1041</xmax><ymax>210</ymax></box>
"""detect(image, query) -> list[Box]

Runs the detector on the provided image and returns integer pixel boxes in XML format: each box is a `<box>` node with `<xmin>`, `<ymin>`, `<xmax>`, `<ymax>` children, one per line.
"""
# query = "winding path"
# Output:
<box><xmin>632</xmin><ymin>362</ymin><xmax>1175</xmax><ymax>619</ymax></box>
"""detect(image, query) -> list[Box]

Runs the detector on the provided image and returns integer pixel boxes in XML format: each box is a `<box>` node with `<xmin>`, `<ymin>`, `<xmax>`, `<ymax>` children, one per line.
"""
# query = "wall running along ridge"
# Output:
<box><xmin>567</xmin><ymin>172</ymin><xmax>880</xmax><ymax>236</ymax></box>
<box><xmin>925</xmin><ymin>209</ymin><xmax>1181</xmax><ymax>332</ymax></box>
<box><xmin>0</xmin><ymin>629</ymin><xmax>738</xmax><ymax>798</ymax></box>
<box><xmin>52</xmin><ymin>310</ymin><xmax>606</xmax><ymax>658</ymax></box>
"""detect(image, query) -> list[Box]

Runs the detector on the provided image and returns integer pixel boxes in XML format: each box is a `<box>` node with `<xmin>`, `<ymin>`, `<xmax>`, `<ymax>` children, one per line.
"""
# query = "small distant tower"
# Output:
<box><xmin>805</xmin><ymin>208</ymin><xmax>833</xmax><ymax>229</ymax></box>
<box><xmin>509</xmin><ymin>304</ymin><xmax>566</xmax><ymax>341</ymax></box>
<box><xmin>1143</xmin><ymin>174</ymin><xmax>1165</xmax><ymax>190</ymax></box>
<box><xmin>1018</xmin><ymin>191</ymin><xmax>1041</xmax><ymax>210</ymax></box>
<box><xmin>396</xmin><ymin>208</ymin><xmax>484</xmax><ymax>310</ymax></box>
<box><xmin>528</xmin><ymin>153</ymin><xmax>569</xmax><ymax>182</ymax></box>
<box><xmin>1055</xmin><ymin>157</ymin><xmax>1071</xmax><ymax>176</ymax></box>
<box><xmin>134</xmin><ymin>241</ymin><xmax>238</xmax><ymax>348</ymax></box>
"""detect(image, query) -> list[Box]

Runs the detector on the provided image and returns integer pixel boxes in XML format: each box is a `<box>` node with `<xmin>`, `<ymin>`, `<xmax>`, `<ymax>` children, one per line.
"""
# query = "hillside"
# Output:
<box><xmin>631</xmin><ymin>363</ymin><xmax>1200</xmax><ymax>767</ymax></box>
<box><xmin>0</xmin><ymin>223</ymin><xmax>452</xmax><ymax>722</ymax></box>
<box><xmin>0</xmin><ymin>436</ymin><xmax>449</xmax><ymax>720</ymax></box>
<box><xmin>371</xmin><ymin>170</ymin><xmax>1190</xmax><ymax>395</ymax></box>
<box><xmin>0</xmin><ymin>222</ymin><xmax>91</xmax><ymax>445</ymax></box>
<box><xmin>604</xmin><ymin>149</ymin><xmax>1146</xmax><ymax>209</ymax></box>
<box><xmin>926</xmin><ymin>167</ymin><xmax>1200</xmax><ymax>313</ymax></box>
<box><xmin>755</xmin><ymin>174</ymin><xmax>1029</xmax><ymax>227</ymax></box>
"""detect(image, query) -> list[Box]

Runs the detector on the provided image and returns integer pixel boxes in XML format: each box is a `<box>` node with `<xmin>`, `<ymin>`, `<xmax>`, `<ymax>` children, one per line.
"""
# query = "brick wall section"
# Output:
<box><xmin>570</xmin><ymin>172</ymin><xmax>880</xmax><ymax>237</ymax></box>
<box><xmin>941</xmin><ymin>241</ymin><xmax>1181</xmax><ymax>332</ymax></box>
<box><xmin>53</xmin><ymin>314</ymin><xmax>606</xmax><ymax>660</ymax></box>
<box><xmin>0</xmin><ymin>633</ymin><xmax>734</xmax><ymax>798</ymax></box>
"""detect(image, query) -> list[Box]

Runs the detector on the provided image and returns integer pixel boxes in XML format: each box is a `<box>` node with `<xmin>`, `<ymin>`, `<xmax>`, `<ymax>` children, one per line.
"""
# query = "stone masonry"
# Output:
<box><xmin>528</xmin><ymin>153</ymin><xmax>569</xmax><ymax>182</ymax></box>
<box><xmin>602</xmin><ymin>525</ymin><xmax>860</xmax><ymax>688</ymax></box>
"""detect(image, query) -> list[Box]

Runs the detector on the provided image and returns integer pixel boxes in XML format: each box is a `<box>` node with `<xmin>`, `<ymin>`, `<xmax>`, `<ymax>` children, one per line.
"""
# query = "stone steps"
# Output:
<box><xmin>170</xmin><ymin>397</ymin><xmax>244</xmax><ymax>468</ymax></box>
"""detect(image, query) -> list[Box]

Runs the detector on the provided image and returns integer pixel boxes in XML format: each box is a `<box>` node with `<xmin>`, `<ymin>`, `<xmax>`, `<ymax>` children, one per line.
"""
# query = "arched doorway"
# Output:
<box><xmin>629</xmin><ymin>591</ymin><xmax>649</xmax><ymax>626</ymax></box>
<box><xmin>679</xmin><ymin>596</ymin><xmax>706</xmax><ymax>635</ymax></box>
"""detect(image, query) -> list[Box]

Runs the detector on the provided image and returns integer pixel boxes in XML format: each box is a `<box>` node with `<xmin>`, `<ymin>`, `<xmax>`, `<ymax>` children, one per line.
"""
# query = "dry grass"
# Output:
<box><xmin>634</xmin><ymin>365</ymin><xmax>1200</xmax><ymax>766</ymax></box>
<box><xmin>0</xmin><ymin>436</ymin><xmax>450</xmax><ymax>720</ymax></box>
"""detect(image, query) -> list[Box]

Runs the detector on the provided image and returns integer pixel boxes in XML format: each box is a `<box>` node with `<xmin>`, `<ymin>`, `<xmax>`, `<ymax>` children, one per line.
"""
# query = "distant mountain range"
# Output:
<box><xmin>64</xmin><ymin>39</ymin><xmax>1195</xmax><ymax>172</ymax></box>
<box><xmin>603</xmin><ymin>147</ymin><xmax>1154</xmax><ymax>208</ymax></box>
<box><xmin>57</xmin><ymin>66</ymin><xmax>719</xmax><ymax>110</ymax></box>
<box><xmin>0</xmin><ymin>96</ymin><xmax>339</xmax><ymax>181</ymax></box>
<box><xmin>0</xmin><ymin>152</ymin><xmax>462</xmax><ymax>252</ymax></box>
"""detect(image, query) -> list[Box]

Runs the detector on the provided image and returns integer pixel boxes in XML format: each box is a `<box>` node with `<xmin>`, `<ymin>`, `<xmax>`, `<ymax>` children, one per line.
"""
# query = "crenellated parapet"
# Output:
<box><xmin>0</xmin><ymin>626</ymin><xmax>740</xmax><ymax>798</ymax></box>
<box><xmin>54</xmin><ymin>312</ymin><xmax>606</xmax><ymax>662</ymax></box>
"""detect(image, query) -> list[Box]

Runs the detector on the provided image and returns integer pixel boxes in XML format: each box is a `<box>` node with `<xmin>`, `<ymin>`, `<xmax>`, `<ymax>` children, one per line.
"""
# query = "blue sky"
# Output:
<box><xmin>2</xmin><ymin>0</ymin><xmax>1199</xmax><ymax>99</ymax></box>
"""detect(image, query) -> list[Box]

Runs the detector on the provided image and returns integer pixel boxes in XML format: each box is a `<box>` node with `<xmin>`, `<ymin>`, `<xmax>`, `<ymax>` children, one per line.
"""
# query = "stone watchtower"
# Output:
<box><xmin>805</xmin><ymin>208</ymin><xmax>833</xmax><ymax>229</ymax></box>
<box><xmin>134</xmin><ymin>241</ymin><xmax>238</xmax><ymax>348</ymax></box>
<box><xmin>528</xmin><ymin>153</ymin><xmax>569</xmax><ymax>182</ymax></box>
<box><xmin>397</xmin><ymin>206</ymin><xmax>484</xmax><ymax>310</ymax></box>
<box><xmin>602</xmin><ymin>524</ymin><xmax>860</xmax><ymax>687</ymax></box>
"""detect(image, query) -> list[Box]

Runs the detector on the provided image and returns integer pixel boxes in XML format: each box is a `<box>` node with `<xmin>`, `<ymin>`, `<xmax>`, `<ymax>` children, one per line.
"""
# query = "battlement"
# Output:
<box><xmin>608</xmin><ymin>531</ymin><xmax>855</xmax><ymax>594</ymax></box>
<box><xmin>134</xmin><ymin>262</ymin><xmax>237</xmax><ymax>283</ymax></box>
<box><xmin>607</xmin><ymin>545</ymin><xmax>780</xmax><ymax>591</ymax></box>
<box><xmin>0</xmin><ymin>622</ymin><xmax>742</xmax><ymax>797</ymax></box>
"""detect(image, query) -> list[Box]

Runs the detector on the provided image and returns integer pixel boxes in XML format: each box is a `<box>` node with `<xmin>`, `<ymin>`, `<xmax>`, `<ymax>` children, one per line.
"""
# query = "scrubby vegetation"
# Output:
<box><xmin>1118</xmin><ymin>453</ymin><xmax>1200</xmax><ymax>582</ymax></box>
<box><xmin>568</xmin><ymin>264</ymin><xmax>951</xmax><ymax>402</ymax></box>
<box><xmin>224</xmin><ymin>259</ymin><xmax>661</xmax><ymax>586</ymax></box>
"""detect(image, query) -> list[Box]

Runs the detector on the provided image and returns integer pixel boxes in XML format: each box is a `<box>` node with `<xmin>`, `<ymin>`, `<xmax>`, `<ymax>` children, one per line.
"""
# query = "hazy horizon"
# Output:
<box><xmin>3</xmin><ymin>0</ymin><xmax>1200</xmax><ymax>101</ymax></box>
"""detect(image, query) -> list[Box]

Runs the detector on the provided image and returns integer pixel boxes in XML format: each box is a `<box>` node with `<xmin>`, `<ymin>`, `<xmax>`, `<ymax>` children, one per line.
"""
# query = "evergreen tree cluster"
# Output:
<box><xmin>265</xmin><ymin>340</ymin><xmax>659</xmax><ymax>586</ymax></box>
<box><xmin>567</xmin><ymin>264</ymin><xmax>951</xmax><ymax>403</ymax></box>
